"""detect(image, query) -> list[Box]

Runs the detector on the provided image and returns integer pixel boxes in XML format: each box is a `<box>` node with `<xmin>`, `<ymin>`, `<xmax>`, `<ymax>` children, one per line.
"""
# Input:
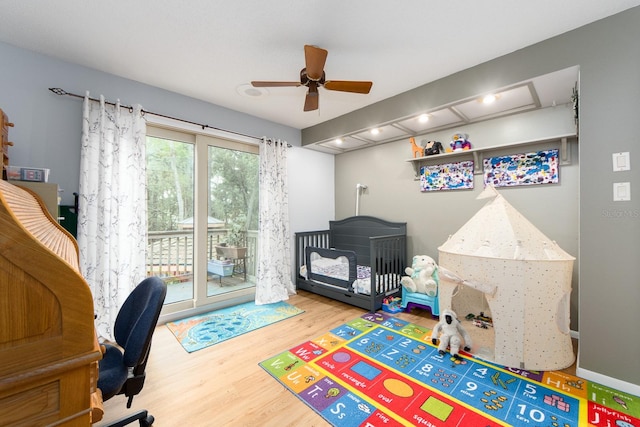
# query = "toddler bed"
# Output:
<box><xmin>295</xmin><ymin>216</ymin><xmax>406</xmax><ymax>312</ymax></box>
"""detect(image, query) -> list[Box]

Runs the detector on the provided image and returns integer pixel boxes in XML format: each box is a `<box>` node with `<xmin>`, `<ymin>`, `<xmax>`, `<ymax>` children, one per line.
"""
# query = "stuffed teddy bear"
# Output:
<box><xmin>431</xmin><ymin>309</ymin><xmax>472</xmax><ymax>359</ymax></box>
<box><xmin>400</xmin><ymin>255</ymin><xmax>438</xmax><ymax>296</ymax></box>
<box><xmin>449</xmin><ymin>132</ymin><xmax>472</xmax><ymax>152</ymax></box>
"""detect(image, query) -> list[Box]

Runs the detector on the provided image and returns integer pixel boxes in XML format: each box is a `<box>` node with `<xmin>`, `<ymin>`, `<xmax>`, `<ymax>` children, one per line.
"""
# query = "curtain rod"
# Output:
<box><xmin>49</xmin><ymin>87</ymin><xmax>266</xmax><ymax>142</ymax></box>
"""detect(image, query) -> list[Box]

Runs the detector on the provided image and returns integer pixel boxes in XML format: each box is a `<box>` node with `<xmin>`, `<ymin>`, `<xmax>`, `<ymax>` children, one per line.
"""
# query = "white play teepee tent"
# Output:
<box><xmin>438</xmin><ymin>186</ymin><xmax>575</xmax><ymax>371</ymax></box>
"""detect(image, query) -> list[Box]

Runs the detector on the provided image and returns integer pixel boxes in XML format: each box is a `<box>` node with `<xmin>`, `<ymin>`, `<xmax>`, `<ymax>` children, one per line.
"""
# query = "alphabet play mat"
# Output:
<box><xmin>260</xmin><ymin>312</ymin><xmax>639</xmax><ymax>426</ymax></box>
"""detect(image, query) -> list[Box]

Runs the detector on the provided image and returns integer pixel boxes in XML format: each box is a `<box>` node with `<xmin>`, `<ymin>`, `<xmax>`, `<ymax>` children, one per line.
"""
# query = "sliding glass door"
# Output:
<box><xmin>146</xmin><ymin>128</ymin><xmax>195</xmax><ymax>309</ymax></box>
<box><xmin>206</xmin><ymin>143</ymin><xmax>259</xmax><ymax>297</ymax></box>
<box><xmin>146</xmin><ymin>126</ymin><xmax>258</xmax><ymax>316</ymax></box>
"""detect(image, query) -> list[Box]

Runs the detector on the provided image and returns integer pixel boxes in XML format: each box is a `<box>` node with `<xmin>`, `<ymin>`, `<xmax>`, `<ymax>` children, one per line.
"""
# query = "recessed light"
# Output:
<box><xmin>335</xmin><ymin>138</ymin><xmax>343</xmax><ymax>145</ymax></box>
<box><xmin>236</xmin><ymin>84</ymin><xmax>268</xmax><ymax>98</ymax></box>
<box><xmin>370</xmin><ymin>128</ymin><xmax>381</xmax><ymax>135</ymax></box>
<box><xmin>418</xmin><ymin>114</ymin><xmax>430</xmax><ymax>123</ymax></box>
<box><xmin>482</xmin><ymin>94</ymin><xmax>497</xmax><ymax>104</ymax></box>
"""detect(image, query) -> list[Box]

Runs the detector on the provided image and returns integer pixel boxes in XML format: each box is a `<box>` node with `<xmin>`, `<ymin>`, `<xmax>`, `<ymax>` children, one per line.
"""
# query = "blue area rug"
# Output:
<box><xmin>166</xmin><ymin>300</ymin><xmax>304</xmax><ymax>353</ymax></box>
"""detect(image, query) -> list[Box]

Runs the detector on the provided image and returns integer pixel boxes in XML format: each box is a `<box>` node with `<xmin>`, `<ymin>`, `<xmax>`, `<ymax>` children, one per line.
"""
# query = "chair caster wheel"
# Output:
<box><xmin>139</xmin><ymin>415</ymin><xmax>154</xmax><ymax>426</ymax></box>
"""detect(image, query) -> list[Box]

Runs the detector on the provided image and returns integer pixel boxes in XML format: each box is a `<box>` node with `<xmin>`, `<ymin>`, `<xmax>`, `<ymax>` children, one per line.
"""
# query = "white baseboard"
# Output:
<box><xmin>566</xmin><ymin>330</ymin><xmax>640</xmax><ymax>396</ymax></box>
<box><xmin>571</xmin><ymin>329</ymin><xmax>640</xmax><ymax>395</ymax></box>
<box><xmin>576</xmin><ymin>366</ymin><xmax>640</xmax><ymax>397</ymax></box>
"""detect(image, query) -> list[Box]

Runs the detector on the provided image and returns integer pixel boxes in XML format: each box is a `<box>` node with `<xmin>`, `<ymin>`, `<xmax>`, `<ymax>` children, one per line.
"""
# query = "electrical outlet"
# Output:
<box><xmin>613</xmin><ymin>152</ymin><xmax>631</xmax><ymax>171</ymax></box>
<box><xmin>613</xmin><ymin>182</ymin><xmax>631</xmax><ymax>201</ymax></box>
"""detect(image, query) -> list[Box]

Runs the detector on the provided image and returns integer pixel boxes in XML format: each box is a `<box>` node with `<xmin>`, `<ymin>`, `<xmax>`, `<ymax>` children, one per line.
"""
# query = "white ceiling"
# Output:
<box><xmin>0</xmin><ymin>1</ymin><xmax>639</xmax><ymax>132</ymax></box>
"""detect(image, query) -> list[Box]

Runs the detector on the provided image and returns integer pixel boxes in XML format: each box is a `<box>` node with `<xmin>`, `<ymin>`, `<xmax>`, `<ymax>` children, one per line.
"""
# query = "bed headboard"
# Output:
<box><xmin>329</xmin><ymin>216</ymin><xmax>407</xmax><ymax>266</ymax></box>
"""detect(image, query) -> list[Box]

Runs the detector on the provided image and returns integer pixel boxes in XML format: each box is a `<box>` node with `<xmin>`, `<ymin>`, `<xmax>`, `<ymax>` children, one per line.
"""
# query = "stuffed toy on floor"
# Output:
<box><xmin>431</xmin><ymin>309</ymin><xmax>472</xmax><ymax>359</ymax></box>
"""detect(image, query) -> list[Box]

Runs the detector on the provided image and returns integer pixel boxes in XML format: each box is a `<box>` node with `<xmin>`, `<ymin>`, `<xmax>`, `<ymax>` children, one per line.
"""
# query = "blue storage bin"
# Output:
<box><xmin>207</xmin><ymin>260</ymin><xmax>234</xmax><ymax>277</ymax></box>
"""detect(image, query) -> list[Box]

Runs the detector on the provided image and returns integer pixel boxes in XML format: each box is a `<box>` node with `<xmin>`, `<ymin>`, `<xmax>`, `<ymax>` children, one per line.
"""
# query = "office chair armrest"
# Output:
<box><xmin>122</xmin><ymin>372</ymin><xmax>147</xmax><ymax>408</ymax></box>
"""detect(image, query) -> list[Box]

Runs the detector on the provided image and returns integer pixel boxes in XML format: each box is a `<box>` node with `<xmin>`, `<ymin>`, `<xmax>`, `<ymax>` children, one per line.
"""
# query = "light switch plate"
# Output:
<box><xmin>613</xmin><ymin>152</ymin><xmax>631</xmax><ymax>171</ymax></box>
<box><xmin>613</xmin><ymin>182</ymin><xmax>631</xmax><ymax>201</ymax></box>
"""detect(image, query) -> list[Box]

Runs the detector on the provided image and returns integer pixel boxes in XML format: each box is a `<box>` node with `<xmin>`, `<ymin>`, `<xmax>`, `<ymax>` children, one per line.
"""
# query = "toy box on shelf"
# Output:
<box><xmin>6</xmin><ymin>166</ymin><xmax>50</xmax><ymax>182</ymax></box>
<box><xmin>382</xmin><ymin>297</ymin><xmax>403</xmax><ymax>313</ymax></box>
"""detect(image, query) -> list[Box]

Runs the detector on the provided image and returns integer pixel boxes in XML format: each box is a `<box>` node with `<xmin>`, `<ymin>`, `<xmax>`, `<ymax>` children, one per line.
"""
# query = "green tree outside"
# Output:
<box><xmin>146</xmin><ymin>137</ymin><xmax>258</xmax><ymax>234</ymax></box>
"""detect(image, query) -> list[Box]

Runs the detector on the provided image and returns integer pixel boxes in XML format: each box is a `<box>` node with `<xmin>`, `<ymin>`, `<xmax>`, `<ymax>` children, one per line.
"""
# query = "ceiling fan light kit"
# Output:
<box><xmin>251</xmin><ymin>45</ymin><xmax>373</xmax><ymax>112</ymax></box>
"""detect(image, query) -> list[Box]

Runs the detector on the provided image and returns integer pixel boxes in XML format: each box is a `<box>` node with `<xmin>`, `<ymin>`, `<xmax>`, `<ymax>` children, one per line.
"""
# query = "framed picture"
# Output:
<box><xmin>484</xmin><ymin>149</ymin><xmax>559</xmax><ymax>187</ymax></box>
<box><xmin>420</xmin><ymin>160</ymin><xmax>474</xmax><ymax>192</ymax></box>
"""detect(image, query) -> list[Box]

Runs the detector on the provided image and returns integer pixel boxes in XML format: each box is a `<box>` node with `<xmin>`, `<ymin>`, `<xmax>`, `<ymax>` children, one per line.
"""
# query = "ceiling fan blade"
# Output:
<box><xmin>304</xmin><ymin>45</ymin><xmax>328</xmax><ymax>81</ymax></box>
<box><xmin>251</xmin><ymin>81</ymin><xmax>301</xmax><ymax>87</ymax></box>
<box><xmin>324</xmin><ymin>80</ymin><xmax>373</xmax><ymax>94</ymax></box>
<box><xmin>304</xmin><ymin>83</ymin><xmax>319</xmax><ymax>111</ymax></box>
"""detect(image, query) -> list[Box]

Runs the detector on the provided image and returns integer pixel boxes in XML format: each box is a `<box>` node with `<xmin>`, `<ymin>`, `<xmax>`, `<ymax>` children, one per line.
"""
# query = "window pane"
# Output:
<box><xmin>146</xmin><ymin>136</ymin><xmax>194</xmax><ymax>304</ymax></box>
<box><xmin>207</xmin><ymin>145</ymin><xmax>259</xmax><ymax>296</ymax></box>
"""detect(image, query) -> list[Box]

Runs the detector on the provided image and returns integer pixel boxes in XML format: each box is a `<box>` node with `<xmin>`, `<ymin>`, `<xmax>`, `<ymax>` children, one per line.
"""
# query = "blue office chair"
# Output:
<box><xmin>98</xmin><ymin>276</ymin><xmax>167</xmax><ymax>427</ymax></box>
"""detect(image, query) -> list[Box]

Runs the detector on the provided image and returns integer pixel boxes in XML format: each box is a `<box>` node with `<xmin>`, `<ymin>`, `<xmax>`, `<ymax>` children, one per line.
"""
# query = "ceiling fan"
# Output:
<box><xmin>251</xmin><ymin>45</ymin><xmax>373</xmax><ymax>112</ymax></box>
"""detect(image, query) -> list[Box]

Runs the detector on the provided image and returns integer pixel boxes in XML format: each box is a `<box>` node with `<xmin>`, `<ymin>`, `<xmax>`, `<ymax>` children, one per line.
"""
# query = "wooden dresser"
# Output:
<box><xmin>0</xmin><ymin>180</ymin><xmax>103</xmax><ymax>425</ymax></box>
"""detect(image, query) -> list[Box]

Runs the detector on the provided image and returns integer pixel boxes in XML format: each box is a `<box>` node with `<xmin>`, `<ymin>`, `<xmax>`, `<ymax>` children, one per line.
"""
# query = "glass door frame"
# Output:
<box><xmin>147</xmin><ymin>117</ymin><xmax>258</xmax><ymax>319</ymax></box>
<box><xmin>195</xmin><ymin>134</ymin><xmax>258</xmax><ymax>306</ymax></box>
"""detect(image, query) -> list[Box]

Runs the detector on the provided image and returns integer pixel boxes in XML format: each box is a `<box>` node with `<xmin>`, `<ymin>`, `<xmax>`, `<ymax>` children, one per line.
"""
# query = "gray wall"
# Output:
<box><xmin>335</xmin><ymin>108</ymin><xmax>579</xmax><ymax>329</ymax></box>
<box><xmin>305</xmin><ymin>7</ymin><xmax>640</xmax><ymax>393</ymax></box>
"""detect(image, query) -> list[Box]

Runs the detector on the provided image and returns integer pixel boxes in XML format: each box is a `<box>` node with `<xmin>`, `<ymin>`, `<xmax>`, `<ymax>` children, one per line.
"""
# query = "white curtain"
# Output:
<box><xmin>78</xmin><ymin>93</ymin><xmax>148</xmax><ymax>340</ymax></box>
<box><xmin>255</xmin><ymin>138</ymin><xmax>296</xmax><ymax>304</ymax></box>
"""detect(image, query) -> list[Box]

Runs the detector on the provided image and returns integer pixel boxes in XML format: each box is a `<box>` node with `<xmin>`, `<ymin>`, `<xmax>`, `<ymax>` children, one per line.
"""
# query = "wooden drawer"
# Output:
<box><xmin>0</xmin><ymin>381</ymin><xmax>60</xmax><ymax>426</ymax></box>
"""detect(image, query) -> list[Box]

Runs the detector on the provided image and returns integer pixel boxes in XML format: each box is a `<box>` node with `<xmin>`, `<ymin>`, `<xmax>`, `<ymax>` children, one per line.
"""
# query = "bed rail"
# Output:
<box><xmin>305</xmin><ymin>246</ymin><xmax>357</xmax><ymax>289</ymax></box>
<box><xmin>369</xmin><ymin>233</ymin><xmax>406</xmax><ymax>311</ymax></box>
<box><xmin>295</xmin><ymin>230</ymin><xmax>330</xmax><ymax>275</ymax></box>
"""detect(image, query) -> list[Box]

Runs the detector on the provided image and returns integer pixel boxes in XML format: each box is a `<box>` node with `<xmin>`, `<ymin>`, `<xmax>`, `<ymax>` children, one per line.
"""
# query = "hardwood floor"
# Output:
<box><xmin>95</xmin><ymin>290</ymin><xmax>577</xmax><ymax>427</ymax></box>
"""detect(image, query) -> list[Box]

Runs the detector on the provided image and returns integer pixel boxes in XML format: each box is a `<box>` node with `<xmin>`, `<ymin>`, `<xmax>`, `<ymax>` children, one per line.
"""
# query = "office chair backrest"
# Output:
<box><xmin>98</xmin><ymin>276</ymin><xmax>166</xmax><ymax>425</ymax></box>
<box><xmin>114</xmin><ymin>276</ymin><xmax>167</xmax><ymax>370</ymax></box>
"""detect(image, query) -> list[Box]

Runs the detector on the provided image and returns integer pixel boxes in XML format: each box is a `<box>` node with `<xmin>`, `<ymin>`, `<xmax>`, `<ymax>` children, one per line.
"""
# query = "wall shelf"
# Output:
<box><xmin>406</xmin><ymin>134</ymin><xmax>577</xmax><ymax>178</ymax></box>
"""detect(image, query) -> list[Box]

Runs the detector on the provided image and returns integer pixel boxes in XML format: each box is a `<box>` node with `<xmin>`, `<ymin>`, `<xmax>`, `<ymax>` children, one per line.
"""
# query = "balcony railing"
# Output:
<box><xmin>147</xmin><ymin>229</ymin><xmax>257</xmax><ymax>281</ymax></box>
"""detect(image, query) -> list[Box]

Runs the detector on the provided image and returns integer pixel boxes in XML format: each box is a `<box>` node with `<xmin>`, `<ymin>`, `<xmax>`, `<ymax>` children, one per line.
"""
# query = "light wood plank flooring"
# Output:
<box><xmin>95</xmin><ymin>290</ymin><xmax>576</xmax><ymax>427</ymax></box>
